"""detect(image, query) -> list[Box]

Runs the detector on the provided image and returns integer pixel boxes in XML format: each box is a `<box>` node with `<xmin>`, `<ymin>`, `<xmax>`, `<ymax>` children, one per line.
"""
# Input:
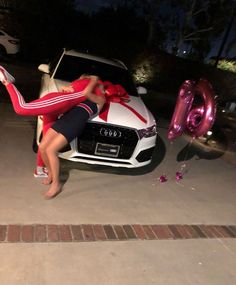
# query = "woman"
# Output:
<box><xmin>0</xmin><ymin>65</ymin><xmax>104</xmax><ymax>177</ymax></box>
<box><xmin>0</xmin><ymin>66</ymin><xmax>105</xmax><ymax>199</ymax></box>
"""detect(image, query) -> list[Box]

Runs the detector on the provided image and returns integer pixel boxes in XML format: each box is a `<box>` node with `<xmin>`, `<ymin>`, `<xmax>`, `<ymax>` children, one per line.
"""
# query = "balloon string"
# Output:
<box><xmin>178</xmin><ymin>137</ymin><xmax>195</xmax><ymax>175</ymax></box>
<box><xmin>159</xmin><ymin>140</ymin><xmax>174</xmax><ymax>182</ymax></box>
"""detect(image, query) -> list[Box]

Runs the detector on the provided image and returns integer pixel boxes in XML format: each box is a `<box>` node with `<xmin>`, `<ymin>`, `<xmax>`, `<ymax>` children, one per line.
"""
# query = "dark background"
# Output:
<box><xmin>1</xmin><ymin>0</ymin><xmax>236</xmax><ymax>104</ymax></box>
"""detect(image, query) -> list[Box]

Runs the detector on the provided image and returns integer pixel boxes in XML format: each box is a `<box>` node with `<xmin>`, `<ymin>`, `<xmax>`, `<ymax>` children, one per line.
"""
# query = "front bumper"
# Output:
<box><xmin>58</xmin><ymin>122</ymin><xmax>157</xmax><ymax>168</ymax></box>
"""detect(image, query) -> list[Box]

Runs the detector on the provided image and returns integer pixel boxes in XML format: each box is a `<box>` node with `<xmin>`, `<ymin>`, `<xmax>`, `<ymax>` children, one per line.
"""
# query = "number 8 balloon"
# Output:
<box><xmin>186</xmin><ymin>79</ymin><xmax>216</xmax><ymax>138</ymax></box>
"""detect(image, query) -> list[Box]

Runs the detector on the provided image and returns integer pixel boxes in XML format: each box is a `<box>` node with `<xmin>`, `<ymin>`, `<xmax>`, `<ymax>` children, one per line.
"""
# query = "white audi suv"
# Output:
<box><xmin>35</xmin><ymin>48</ymin><xmax>157</xmax><ymax>168</ymax></box>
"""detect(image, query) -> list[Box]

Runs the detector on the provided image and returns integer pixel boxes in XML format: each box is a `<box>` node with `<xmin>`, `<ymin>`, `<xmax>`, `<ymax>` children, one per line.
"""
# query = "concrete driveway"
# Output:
<box><xmin>0</xmin><ymin>63</ymin><xmax>236</xmax><ymax>284</ymax></box>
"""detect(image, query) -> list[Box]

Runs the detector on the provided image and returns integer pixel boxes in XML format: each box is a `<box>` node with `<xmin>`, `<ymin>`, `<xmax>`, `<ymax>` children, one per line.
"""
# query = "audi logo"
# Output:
<box><xmin>99</xmin><ymin>127</ymin><xmax>122</xmax><ymax>138</ymax></box>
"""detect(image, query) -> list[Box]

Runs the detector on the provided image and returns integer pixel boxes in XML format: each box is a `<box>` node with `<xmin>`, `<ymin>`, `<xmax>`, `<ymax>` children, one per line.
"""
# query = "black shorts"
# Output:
<box><xmin>51</xmin><ymin>100</ymin><xmax>98</xmax><ymax>143</ymax></box>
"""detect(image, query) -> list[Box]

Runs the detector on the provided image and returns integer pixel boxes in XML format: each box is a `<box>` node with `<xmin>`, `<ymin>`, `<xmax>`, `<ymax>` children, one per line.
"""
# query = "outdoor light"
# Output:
<box><xmin>204</xmin><ymin>130</ymin><xmax>213</xmax><ymax>144</ymax></box>
<box><xmin>207</xmin><ymin>130</ymin><xmax>213</xmax><ymax>136</ymax></box>
<box><xmin>133</xmin><ymin>59</ymin><xmax>153</xmax><ymax>84</ymax></box>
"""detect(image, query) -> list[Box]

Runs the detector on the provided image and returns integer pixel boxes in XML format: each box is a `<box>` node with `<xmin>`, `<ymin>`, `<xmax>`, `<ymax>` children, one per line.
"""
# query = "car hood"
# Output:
<box><xmin>91</xmin><ymin>96</ymin><xmax>155</xmax><ymax>129</ymax></box>
<box><xmin>51</xmin><ymin>79</ymin><xmax>156</xmax><ymax>129</ymax></box>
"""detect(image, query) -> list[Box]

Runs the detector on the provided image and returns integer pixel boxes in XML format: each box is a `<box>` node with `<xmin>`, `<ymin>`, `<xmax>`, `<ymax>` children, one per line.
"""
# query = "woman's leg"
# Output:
<box><xmin>35</xmin><ymin>115</ymin><xmax>58</xmax><ymax>177</ymax></box>
<box><xmin>39</xmin><ymin>128</ymin><xmax>59</xmax><ymax>185</ymax></box>
<box><xmin>35</xmin><ymin>100</ymin><xmax>97</xmax><ymax>174</ymax></box>
<box><xmin>0</xmin><ymin>65</ymin><xmax>15</xmax><ymax>83</ymax></box>
<box><xmin>4</xmin><ymin>83</ymin><xmax>86</xmax><ymax>116</ymax></box>
<box><xmin>39</xmin><ymin>128</ymin><xmax>68</xmax><ymax>199</ymax></box>
<box><xmin>0</xmin><ymin>67</ymin><xmax>101</xmax><ymax>118</ymax></box>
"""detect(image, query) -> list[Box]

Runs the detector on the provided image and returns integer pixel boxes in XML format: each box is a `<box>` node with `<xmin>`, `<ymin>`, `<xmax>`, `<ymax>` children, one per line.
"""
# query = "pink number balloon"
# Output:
<box><xmin>186</xmin><ymin>79</ymin><xmax>216</xmax><ymax>138</ymax></box>
<box><xmin>167</xmin><ymin>80</ymin><xmax>195</xmax><ymax>140</ymax></box>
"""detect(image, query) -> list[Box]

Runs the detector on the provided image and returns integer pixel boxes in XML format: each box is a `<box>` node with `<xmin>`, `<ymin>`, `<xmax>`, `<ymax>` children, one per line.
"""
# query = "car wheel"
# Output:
<box><xmin>0</xmin><ymin>45</ymin><xmax>6</xmax><ymax>60</ymax></box>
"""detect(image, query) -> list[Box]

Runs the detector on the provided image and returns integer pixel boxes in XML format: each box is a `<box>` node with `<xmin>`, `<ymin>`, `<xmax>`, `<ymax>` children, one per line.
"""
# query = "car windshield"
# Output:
<box><xmin>53</xmin><ymin>54</ymin><xmax>138</xmax><ymax>96</ymax></box>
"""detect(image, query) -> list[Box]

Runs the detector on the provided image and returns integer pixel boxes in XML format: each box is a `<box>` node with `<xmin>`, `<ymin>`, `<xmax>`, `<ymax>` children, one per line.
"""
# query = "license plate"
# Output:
<box><xmin>95</xmin><ymin>143</ymin><xmax>120</xmax><ymax>157</ymax></box>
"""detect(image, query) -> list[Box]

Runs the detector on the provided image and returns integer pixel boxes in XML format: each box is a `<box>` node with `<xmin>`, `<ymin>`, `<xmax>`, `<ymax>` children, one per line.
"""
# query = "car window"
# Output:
<box><xmin>53</xmin><ymin>55</ymin><xmax>138</xmax><ymax>96</ymax></box>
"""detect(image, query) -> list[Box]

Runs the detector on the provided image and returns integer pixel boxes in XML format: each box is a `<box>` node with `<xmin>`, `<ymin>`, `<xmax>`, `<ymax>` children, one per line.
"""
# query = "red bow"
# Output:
<box><xmin>99</xmin><ymin>83</ymin><xmax>147</xmax><ymax>124</ymax></box>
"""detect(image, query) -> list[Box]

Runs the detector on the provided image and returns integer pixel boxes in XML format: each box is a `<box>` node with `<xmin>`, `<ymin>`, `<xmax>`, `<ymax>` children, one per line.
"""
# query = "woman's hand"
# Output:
<box><xmin>79</xmin><ymin>74</ymin><xmax>100</xmax><ymax>81</ymax></box>
<box><xmin>60</xmin><ymin>86</ymin><xmax>74</xmax><ymax>92</ymax></box>
<box><xmin>79</xmin><ymin>74</ymin><xmax>90</xmax><ymax>80</ymax></box>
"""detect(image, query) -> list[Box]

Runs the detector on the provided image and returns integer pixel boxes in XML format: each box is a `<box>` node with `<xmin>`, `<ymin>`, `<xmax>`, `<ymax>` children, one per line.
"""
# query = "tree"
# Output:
<box><xmin>88</xmin><ymin>4</ymin><xmax>149</xmax><ymax>63</ymax></box>
<box><xmin>167</xmin><ymin>0</ymin><xmax>235</xmax><ymax>60</ymax></box>
<box><xmin>126</xmin><ymin>0</ymin><xmax>166</xmax><ymax>49</ymax></box>
<box><xmin>214</xmin><ymin>7</ymin><xmax>235</xmax><ymax>66</ymax></box>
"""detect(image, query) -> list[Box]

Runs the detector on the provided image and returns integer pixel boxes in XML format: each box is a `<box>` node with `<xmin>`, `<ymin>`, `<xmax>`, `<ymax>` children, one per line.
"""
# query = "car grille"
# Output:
<box><xmin>77</xmin><ymin>122</ymin><xmax>139</xmax><ymax>159</ymax></box>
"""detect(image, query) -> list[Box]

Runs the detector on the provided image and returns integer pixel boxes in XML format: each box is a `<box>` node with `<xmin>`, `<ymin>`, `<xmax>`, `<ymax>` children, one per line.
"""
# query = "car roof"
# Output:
<box><xmin>64</xmin><ymin>49</ymin><xmax>128</xmax><ymax>70</ymax></box>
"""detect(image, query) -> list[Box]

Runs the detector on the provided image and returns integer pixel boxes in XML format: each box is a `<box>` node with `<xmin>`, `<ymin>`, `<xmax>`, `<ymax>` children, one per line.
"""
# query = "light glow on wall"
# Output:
<box><xmin>133</xmin><ymin>59</ymin><xmax>154</xmax><ymax>84</ymax></box>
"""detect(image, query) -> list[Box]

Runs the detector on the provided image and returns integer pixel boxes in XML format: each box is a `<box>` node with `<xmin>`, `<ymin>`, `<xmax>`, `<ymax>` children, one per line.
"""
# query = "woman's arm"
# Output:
<box><xmin>86</xmin><ymin>92</ymin><xmax>106</xmax><ymax>106</ymax></box>
<box><xmin>82</xmin><ymin>75</ymin><xmax>99</xmax><ymax>95</ymax></box>
<box><xmin>82</xmin><ymin>75</ymin><xmax>106</xmax><ymax>110</ymax></box>
<box><xmin>61</xmin><ymin>75</ymin><xmax>98</xmax><ymax>93</ymax></box>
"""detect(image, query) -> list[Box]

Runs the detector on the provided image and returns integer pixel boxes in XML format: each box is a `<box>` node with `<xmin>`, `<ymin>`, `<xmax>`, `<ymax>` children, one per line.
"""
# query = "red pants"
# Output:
<box><xmin>5</xmin><ymin>79</ymin><xmax>93</xmax><ymax>167</ymax></box>
<box><xmin>5</xmin><ymin>83</ymin><xmax>87</xmax><ymax>116</ymax></box>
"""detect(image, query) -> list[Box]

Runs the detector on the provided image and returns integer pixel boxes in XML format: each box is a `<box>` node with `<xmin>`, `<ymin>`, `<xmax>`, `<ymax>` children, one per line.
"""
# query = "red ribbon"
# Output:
<box><xmin>99</xmin><ymin>84</ymin><xmax>147</xmax><ymax>124</ymax></box>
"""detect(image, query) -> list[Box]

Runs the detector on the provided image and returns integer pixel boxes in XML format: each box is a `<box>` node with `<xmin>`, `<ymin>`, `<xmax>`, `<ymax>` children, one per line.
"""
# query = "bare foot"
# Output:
<box><xmin>42</xmin><ymin>176</ymin><xmax>52</xmax><ymax>185</ymax></box>
<box><xmin>0</xmin><ymin>66</ymin><xmax>15</xmax><ymax>83</ymax></box>
<box><xmin>44</xmin><ymin>183</ymin><xmax>62</xmax><ymax>199</ymax></box>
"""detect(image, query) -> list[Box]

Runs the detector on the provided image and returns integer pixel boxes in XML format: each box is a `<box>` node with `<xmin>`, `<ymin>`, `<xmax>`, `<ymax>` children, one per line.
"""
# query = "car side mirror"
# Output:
<box><xmin>38</xmin><ymin>64</ymin><xmax>50</xmax><ymax>74</ymax></box>
<box><xmin>137</xmin><ymin>86</ymin><xmax>147</xmax><ymax>95</ymax></box>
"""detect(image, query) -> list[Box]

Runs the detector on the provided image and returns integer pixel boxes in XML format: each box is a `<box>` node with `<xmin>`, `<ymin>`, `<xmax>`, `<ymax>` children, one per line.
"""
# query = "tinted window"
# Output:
<box><xmin>53</xmin><ymin>54</ymin><xmax>138</xmax><ymax>95</ymax></box>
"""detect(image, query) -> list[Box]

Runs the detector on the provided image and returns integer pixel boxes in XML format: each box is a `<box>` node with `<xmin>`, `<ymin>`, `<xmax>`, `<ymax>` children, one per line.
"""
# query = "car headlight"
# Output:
<box><xmin>138</xmin><ymin>125</ymin><xmax>157</xmax><ymax>139</ymax></box>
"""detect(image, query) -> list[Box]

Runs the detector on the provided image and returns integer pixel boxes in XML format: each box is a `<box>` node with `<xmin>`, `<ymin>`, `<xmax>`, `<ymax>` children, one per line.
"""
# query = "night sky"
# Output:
<box><xmin>74</xmin><ymin>0</ymin><xmax>236</xmax><ymax>59</ymax></box>
<box><xmin>75</xmin><ymin>0</ymin><xmax>119</xmax><ymax>13</ymax></box>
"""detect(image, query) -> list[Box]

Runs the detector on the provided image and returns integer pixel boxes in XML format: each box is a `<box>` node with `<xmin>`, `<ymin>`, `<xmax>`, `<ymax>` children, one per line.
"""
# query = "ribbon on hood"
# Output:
<box><xmin>99</xmin><ymin>82</ymin><xmax>147</xmax><ymax>124</ymax></box>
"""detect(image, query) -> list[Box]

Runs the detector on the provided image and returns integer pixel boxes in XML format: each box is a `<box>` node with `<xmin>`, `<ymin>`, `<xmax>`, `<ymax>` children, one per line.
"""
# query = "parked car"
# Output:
<box><xmin>0</xmin><ymin>29</ymin><xmax>20</xmax><ymax>58</ymax></box>
<box><xmin>34</xmin><ymin>48</ymin><xmax>157</xmax><ymax>168</ymax></box>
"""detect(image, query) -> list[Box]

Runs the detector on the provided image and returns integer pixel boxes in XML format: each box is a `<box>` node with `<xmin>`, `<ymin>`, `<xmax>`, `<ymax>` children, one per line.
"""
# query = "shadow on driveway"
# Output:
<box><xmin>177</xmin><ymin>127</ymin><xmax>227</xmax><ymax>162</ymax></box>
